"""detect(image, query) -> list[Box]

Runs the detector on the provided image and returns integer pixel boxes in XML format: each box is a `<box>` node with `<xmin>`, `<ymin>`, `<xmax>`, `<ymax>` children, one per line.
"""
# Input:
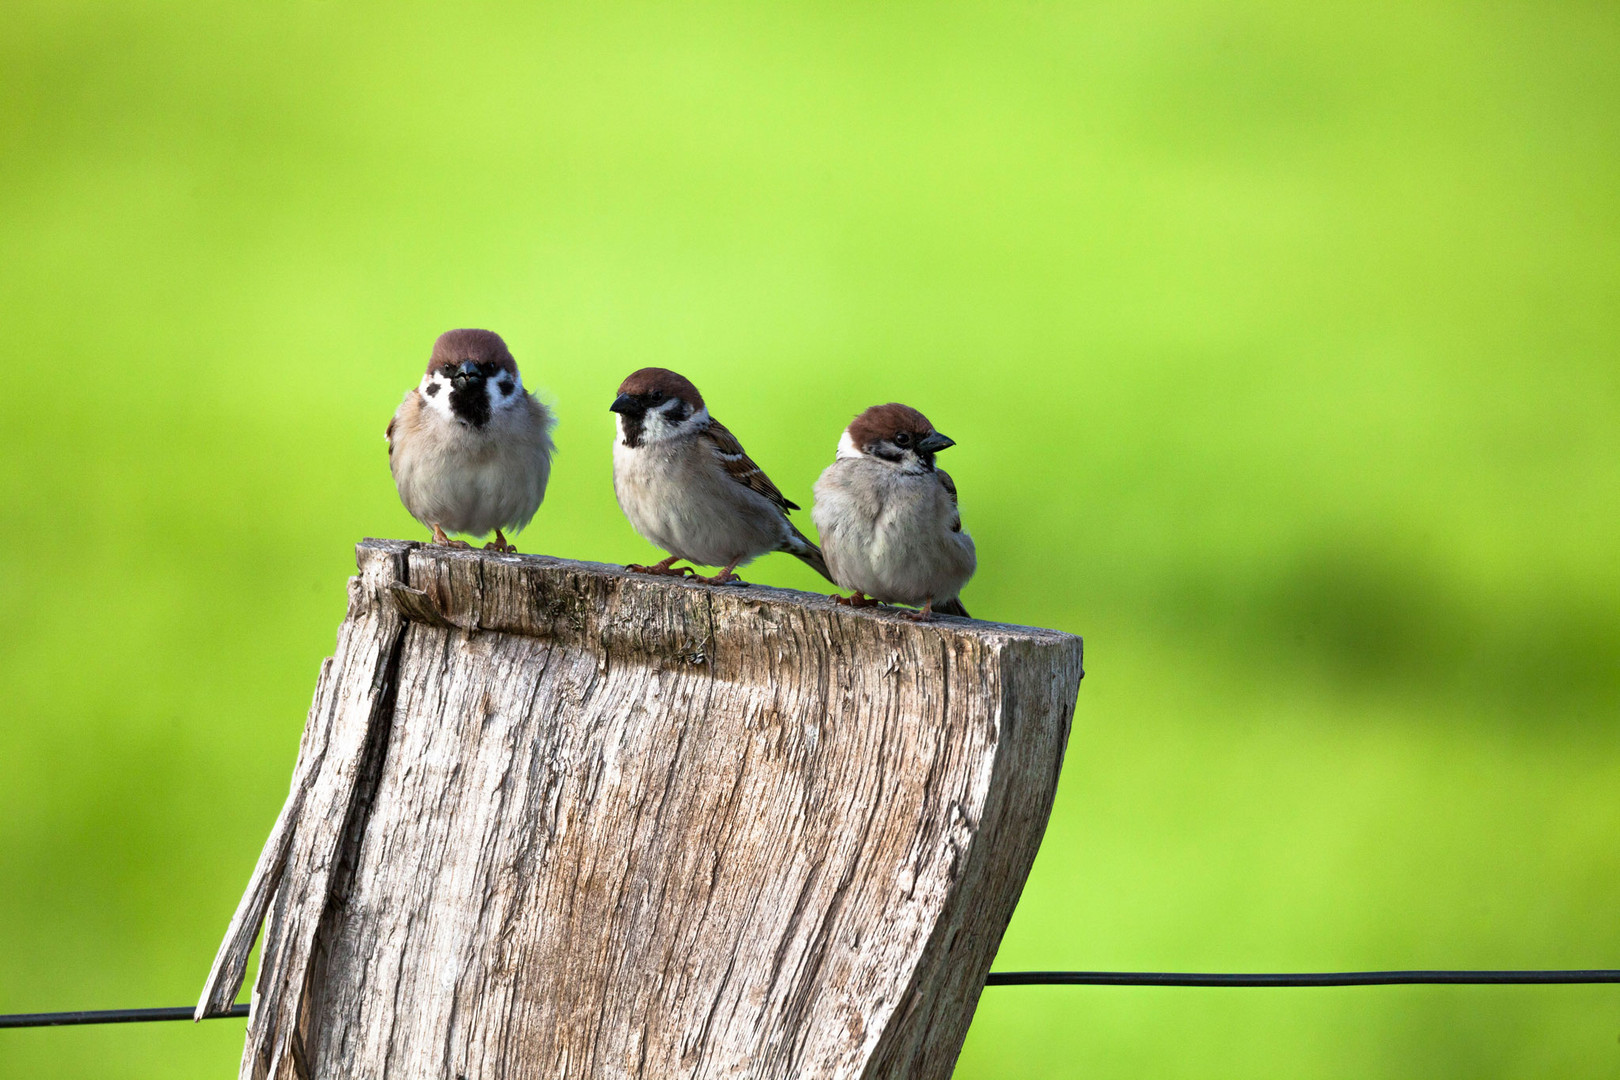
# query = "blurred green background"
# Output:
<box><xmin>3</xmin><ymin>2</ymin><xmax>1618</xmax><ymax>1076</ymax></box>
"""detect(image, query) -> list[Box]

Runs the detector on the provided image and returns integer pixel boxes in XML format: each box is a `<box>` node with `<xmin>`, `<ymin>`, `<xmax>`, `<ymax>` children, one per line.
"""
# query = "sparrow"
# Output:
<box><xmin>811</xmin><ymin>403</ymin><xmax>975</xmax><ymax>619</ymax></box>
<box><xmin>386</xmin><ymin>328</ymin><xmax>555</xmax><ymax>553</ymax></box>
<box><xmin>609</xmin><ymin>367</ymin><xmax>832</xmax><ymax>585</ymax></box>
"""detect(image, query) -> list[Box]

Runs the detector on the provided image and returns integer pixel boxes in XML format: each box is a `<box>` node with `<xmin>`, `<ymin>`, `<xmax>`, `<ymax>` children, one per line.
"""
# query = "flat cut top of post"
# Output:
<box><xmin>365</xmin><ymin>537</ymin><xmax>1082</xmax><ymax>652</ymax></box>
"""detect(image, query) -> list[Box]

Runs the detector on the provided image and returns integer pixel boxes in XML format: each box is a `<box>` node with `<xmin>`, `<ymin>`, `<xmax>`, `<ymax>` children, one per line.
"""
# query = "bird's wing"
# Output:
<box><xmin>386</xmin><ymin>390</ymin><xmax>422</xmax><ymax>460</ymax></box>
<box><xmin>702</xmin><ymin>418</ymin><xmax>799</xmax><ymax>513</ymax></box>
<box><xmin>936</xmin><ymin>467</ymin><xmax>963</xmax><ymax>532</ymax></box>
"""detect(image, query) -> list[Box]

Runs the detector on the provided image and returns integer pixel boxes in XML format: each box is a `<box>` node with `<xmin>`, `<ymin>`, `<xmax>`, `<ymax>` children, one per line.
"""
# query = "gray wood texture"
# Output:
<box><xmin>199</xmin><ymin>538</ymin><xmax>1083</xmax><ymax>1079</ymax></box>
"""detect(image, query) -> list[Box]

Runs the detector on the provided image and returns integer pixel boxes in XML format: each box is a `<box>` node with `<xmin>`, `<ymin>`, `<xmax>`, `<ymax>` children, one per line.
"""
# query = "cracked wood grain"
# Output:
<box><xmin>200</xmin><ymin>538</ymin><xmax>1082</xmax><ymax>1080</ymax></box>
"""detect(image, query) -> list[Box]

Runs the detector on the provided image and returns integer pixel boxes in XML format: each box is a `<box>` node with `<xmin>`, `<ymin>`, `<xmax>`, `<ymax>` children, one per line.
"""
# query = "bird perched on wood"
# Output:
<box><xmin>811</xmin><ymin>403</ymin><xmax>976</xmax><ymax>619</ymax></box>
<box><xmin>387</xmin><ymin>328</ymin><xmax>555</xmax><ymax>553</ymax></box>
<box><xmin>609</xmin><ymin>367</ymin><xmax>832</xmax><ymax>585</ymax></box>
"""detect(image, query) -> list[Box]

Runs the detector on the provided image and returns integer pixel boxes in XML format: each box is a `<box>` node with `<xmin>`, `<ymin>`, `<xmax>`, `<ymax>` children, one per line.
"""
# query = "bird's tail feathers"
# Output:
<box><xmin>782</xmin><ymin>525</ymin><xmax>836</xmax><ymax>585</ymax></box>
<box><xmin>935</xmin><ymin>596</ymin><xmax>971</xmax><ymax>619</ymax></box>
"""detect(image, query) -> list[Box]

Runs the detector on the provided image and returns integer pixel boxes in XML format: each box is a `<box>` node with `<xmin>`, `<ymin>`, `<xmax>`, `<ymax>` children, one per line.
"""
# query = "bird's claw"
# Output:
<box><xmin>628</xmin><ymin>562</ymin><xmax>694</xmax><ymax>577</ymax></box>
<box><xmin>430</xmin><ymin>525</ymin><xmax>472</xmax><ymax>549</ymax></box>
<box><xmin>901</xmin><ymin>601</ymin><xmax>938</xmax><ymax>622</ymax></box>
<box><xmin>836</xmin><ymin>593</ymin><xmax>881</xmax><ymax>608</ymax></box>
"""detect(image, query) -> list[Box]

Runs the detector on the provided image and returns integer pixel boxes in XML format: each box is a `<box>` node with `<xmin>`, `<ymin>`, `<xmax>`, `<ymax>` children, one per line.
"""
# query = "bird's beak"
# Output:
<box><xmin>917</xmin><ymin>432</ymin><xmax>956</xmax><ymax>454</ymax></box>
<box><xmin>454</xmin><ymin>361</ymin><xmax>482</xmax><ymax>382</ymax></box>
<box><xmin>609</xmin><ymin>393</ymin><xmax>640</xmax><ymax>415</ymax></box>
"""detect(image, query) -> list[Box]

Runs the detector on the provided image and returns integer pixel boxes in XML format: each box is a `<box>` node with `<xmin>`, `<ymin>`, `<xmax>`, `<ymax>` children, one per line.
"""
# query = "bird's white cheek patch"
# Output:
<box><xmin>637</xmin><ymin>404</ymin><xmax>706</xmax><ymax>444</ymax></box>
<box><xmin>900</xmin><ymin>450</ymin><xmax>928</xmax><ymax>473</ymax></box>
<box><xmin>488</xmin><ymin>372</ymin><xmax>526</xmax><ymax>413</ymax></box>
<box><xmin>419</xmin><ymin>376</ymin><xmax>456</xmax><ymax>421</ymax></box>
<box><xmin>836</xmin><ymin>429</ymin><xmax>863</xmax><ymax>460</ymax></box>
<box><xmin>637</xmin><ymin>414</ymin><xmax>670</xmax><ymax>442</ymax></box>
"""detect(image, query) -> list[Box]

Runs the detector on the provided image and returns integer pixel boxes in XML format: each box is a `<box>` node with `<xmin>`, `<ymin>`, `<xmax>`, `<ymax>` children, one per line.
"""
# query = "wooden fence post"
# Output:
<box><xmin>198</xmin><ymin>539</ymin><xmax>1083</xmax><ymax>1079</ymax></box>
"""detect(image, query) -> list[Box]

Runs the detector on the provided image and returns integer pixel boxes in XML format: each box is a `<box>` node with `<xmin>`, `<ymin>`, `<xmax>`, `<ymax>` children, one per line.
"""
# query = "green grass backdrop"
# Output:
<box><xmin>2</xmin><ymin>2</ymin><xmax>1618</xmax><ymax>1076</ymax></box>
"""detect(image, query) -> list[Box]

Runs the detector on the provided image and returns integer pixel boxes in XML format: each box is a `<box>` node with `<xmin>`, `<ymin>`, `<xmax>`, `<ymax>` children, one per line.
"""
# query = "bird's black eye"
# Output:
<box><xmin>481</xmin><ymin>362</ymin><xmax>499</xmax><ymax>377</ymax></box>
<box><xmin>893</xmin><ymin>432</ymin><xmax>912</xmax><ymax>447</ymax></box>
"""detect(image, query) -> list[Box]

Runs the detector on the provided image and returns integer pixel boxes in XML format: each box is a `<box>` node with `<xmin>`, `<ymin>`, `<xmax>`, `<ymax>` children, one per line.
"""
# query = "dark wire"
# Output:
<box><xmin>5</xmin><ymin>972</ymin><xmax>1619</xmax><ymax>1029</ymax></box>
<box><xmin>0</xmin><ymin>1004</ymin><xmax>248</xmax><ymax>1029</ymax></box>
<box><xmin>985</xmin><ymin>970</ymin><xmax>1620</xmax><ymax>987</ymax></box>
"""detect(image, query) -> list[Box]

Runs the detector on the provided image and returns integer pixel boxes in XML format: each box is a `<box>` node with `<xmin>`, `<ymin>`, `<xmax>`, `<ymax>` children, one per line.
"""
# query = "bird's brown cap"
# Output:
<box><xmin>428</xmin><ymin>329</ymin><xmax>519</xmax><ymax>377</ymax></box>
<box><xmin>847</xmin><ymin>403</ymin><xmax>937</xmax><ymax>448</ymax></box>
<box><xmin>616</xmin><ymin>367</ymin><xmax>705</xmax><ymax>410</ymax></box>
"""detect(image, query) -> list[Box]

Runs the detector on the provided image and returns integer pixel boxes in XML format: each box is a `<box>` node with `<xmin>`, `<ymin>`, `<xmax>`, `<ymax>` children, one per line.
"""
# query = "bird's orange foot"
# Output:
<box><xmin>628</xmin><ymin>557</ymin><xmax>693</xmax><ymax>577</ymax></box>
<box><xmin>694</xmin><ymin>569</ymin><xmax>746</xmax><ymax>586</ymax></box>
<box><xmin>836</xmin><ymin>592</ymin><xmax>881</xmax><ymax>608</ymax></box>
<box><xmin>902</xmin><ymin>602</ymin><xmax>937</xmax><ymax>622</ymax></box>
<box><xmin>485</xmin><ymin>530</ymin><xmax>517</xmax><ymax>554</ymax></box>
<box><xmin>430</xmin><ymin>525</ymin><xmax>473</xmax><ymax>550</ymax></box>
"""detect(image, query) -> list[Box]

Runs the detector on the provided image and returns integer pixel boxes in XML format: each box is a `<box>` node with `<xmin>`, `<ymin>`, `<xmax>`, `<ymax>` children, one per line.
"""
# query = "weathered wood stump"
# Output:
<box><xmin>199</xmin><ymin>539</ymin><xmax>1082</xmax><ymax>1079</ymax></box>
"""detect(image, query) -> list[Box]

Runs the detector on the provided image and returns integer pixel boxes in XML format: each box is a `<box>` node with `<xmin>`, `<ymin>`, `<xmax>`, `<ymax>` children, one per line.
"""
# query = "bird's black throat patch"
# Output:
<box><xmin>449</xmin><ymin>379</ymin><xmax>491</xmax><ymax>427</ymax></box>
<box><xmin>618</xmin><ymin>413</ymin><xmax>646</xmax><ymax>448</ymax></box>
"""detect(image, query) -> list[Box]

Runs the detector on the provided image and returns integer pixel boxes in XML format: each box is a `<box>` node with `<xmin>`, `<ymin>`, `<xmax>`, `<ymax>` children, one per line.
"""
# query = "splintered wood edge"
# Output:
<box><xmin>357</xmin><ymin>537</ymin><xmax>1085</xmax><ymax>658</ymax></box>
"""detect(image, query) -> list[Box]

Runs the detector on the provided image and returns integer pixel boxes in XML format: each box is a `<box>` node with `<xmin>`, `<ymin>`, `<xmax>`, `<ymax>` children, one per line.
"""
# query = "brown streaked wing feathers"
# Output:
<box><xmin>386</xmin><ymin>391</ymin><xmax>421</xmax><ymax>461</ymax></box>
<box><xmin>702</xmin><ymin>419</ymin><xmax>799</xmax><ymax>512</ymax></box>
<box><xmin>937</xmin><ymin>467</ymin><xmax>962</xmax><ymax>532</ymax></box>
